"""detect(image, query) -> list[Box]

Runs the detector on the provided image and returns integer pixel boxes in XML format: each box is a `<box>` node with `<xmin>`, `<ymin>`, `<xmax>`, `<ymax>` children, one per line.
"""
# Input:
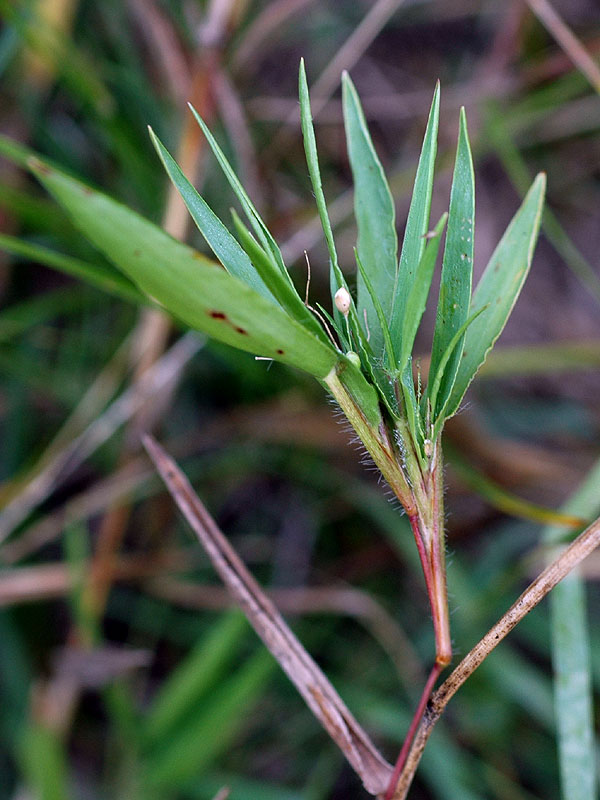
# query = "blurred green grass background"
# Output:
<box><xmin>0</xmin><ymin>1</ymin><xmax>599</xmax><ymax>798</ymax></box>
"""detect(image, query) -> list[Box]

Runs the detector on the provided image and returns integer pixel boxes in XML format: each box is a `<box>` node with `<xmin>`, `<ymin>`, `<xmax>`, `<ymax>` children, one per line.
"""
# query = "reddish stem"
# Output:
<box><xmin>384</xmin><ymin>661</ymin><xmax>443</xmax><ymax>800</ymax></box>
<box><xmin>408</xmin><ymin>513</ymin><xmax>434</xmax><ymax>602</ymax></box>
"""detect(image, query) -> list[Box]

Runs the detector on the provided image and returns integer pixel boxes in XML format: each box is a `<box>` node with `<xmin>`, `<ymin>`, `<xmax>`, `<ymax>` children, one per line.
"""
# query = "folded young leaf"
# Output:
<box><xmin>354</xmin><ymin>249</ymin><xmax>396</xmax><ymax>370</ymax></box>
<box><xmin>398</xmin><ymin>213</ymin><xmax>447</xmax><ymax>376</ymax></box>
<box><xmin>27</xmin><ymin>157</ymin><xmax>339</xmax><ymax>379</ymax></box>
<box><xmin>229</xmin><ymin>208</ymin><xmax>318</xmax><ymax>330</ymax></box>
<box><xmin>354</xmin><ymin>250</ymin><xmax>402</xmax><ymax>417</ymax></box>
<box><xmin>342</xmin><ymin>71</ymin><xmax>398</xmax><ymax>360</ymax></box>
<box><xmin>149</xmin><ymin>128</ymin><xmax>275</xmax><ymax>304</ymax></box>
<box><xmin>429</xmin><ymin>305</ymin><xmax>488</xmax><ymax>439</ymax></box>
<box><xmin>298</xmin><ymin>60</ymin><xmax>346</xmax><ymax>298</ymax></box>
<box><xmin>390</xmin><ymin>83</ymin><xmax>440</xmax><ymax>347</ymax></box>
<box><xmin>398</xmin><ymin>360</ymin><xmax>424</xmax><ymax>452</ymax></box>
<box><xmin>188</xmin><ymin>104</ymin><xmax>289</xmax><ymax>279</ymax></box>
<box><xmin>444</xmin><ymin>173</ymin><xmax>546</xmax><ymax>418</ymax></box>
<box><xmin>428</xmin><ymin>107</ymin><xmax>474</xmax><ymax>419</ymax></box>
<box><xmin>187</xmin><ymin>104</ymin><xmax>329</xmax><ymax>345</ymax></box>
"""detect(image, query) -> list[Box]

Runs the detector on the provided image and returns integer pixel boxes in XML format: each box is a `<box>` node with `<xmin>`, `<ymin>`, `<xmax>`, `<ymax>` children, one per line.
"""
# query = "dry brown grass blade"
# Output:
<box><xmin>0</xmin><ymin>333</ymin><xmax>202</xmax><ymax>547</ymax></box>
<box><xmin>525</xmin><ymin>0</ymin><xmax>600</xmax><ymax>93</ymax></box>
<box><xmin>143</xmin><ymin>434</ymin><xmax>393</xmax><ymax>797</ymax></box>
<box><xmin>307</xmin><ymin>0</ymin><xmax>407</xmax><ymax>116</ymax></box>
<box><xmin>390</xmin><ymin>513</ymin><xmax>600</xmax><ymax>799</ymax></box>
<box><xmin>0</xmin><ymin>550</ymin><xmax>192</xmax><ymax>606</ymax></box>
<box><xmin>231</xmin><ymin>0</ymin><xmax>317</xmax><ymax>73</ymax></box>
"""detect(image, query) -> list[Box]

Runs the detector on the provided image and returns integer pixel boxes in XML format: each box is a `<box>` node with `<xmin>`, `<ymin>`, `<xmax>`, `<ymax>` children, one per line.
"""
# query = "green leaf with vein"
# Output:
<box><xmin>229</xmin><ymin>208</ymin><xmax>304</xmax><ymax>317</ymax></box>
<box><xmin>390</xmin><ymin>83</ymin><xmax>440</xmax><ymax>347</ymax></box>
<box><xmin>148</xmin><ymin>127</ymin><xmax>275</xmax><ymax>304</ymax></box>
<box><xmin>187</xmin><ymin>104</ymin><xmax>328</xmax><ymax>344</ymax></box>
<box><xmin>354</xmin><ymin>249</ymin><xmax>395</xmax><ymax>370</ymax></box>
<box><xmin>399</xmin><ymin>361</ymin><xmax>424</xmax><ymax>449</ymax></box>
<box><xmin>428</xmin><ymin>107</ymin><xmax>474</xmax><ymax>418</ymax></box>
<box><xmin>429</xmin><ymin>305</ymin><xmax>487</xmax><ymax>439</ymax></box>
<box><xmin>299</xmin><ymin>60</ymin><xmax>366</xmax><ymax>358</ymax></box>
<box><xmin>445</xmin><ymin>173</ymin><xmax>546</xmax><ymax>418</ymax></box>
<box><xmin>342</xmin><ymin>71</ymin><xmax>398</xmax><ymax>359</ymax></box>
<box><xmin>188</xmin><ymin>106</ymin><xmax>287</xmax><ymax>278</ymax></box>
<box><xmin>398</xmin><ymin>213</ymin><xmax>447</xmax><ymax>376</ymax></box>
<box><xmin>354</xmin><ymin>250</ymin><xmax>401</xmax><ymax>417</ymax></box>
<box><xmin>27</xmin><ymin>157</ymin><xmax>338</xmax><ymax>379</ymax></box>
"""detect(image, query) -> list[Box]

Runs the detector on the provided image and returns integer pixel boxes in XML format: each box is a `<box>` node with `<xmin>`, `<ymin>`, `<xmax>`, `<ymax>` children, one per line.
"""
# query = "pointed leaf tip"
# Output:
<box><xmin>390</xmin><ymin>82</ymin><xmax>440</xmax><ymax>345</ymax></box>
<box><xmin>443</xmin><ymin>171</ymin><xmax>546</xmax><ymax>419</ymax></box>
<box><xmin>343</xmin><ymin>71</ymin><xmax>398</xmax><ymax>358</ymax></box>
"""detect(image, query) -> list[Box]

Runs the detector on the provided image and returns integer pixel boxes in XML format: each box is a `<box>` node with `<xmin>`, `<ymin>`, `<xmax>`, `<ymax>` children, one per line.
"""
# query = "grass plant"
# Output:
<box><xmin>0</xmin><ymin>60</ymin><xmax>552</xmax><ymax>798</ymax></box>
<box><xmin>1</xmin><ymin>4</ymin><xmax>600</xmax><ymax>799</ymax></box>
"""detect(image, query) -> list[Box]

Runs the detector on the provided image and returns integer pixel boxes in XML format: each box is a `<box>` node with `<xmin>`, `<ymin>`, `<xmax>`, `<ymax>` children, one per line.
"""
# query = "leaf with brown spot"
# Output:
<box><xmin>26</xmin><ymin>156</ymin><xmax>341</xmax><ymax>380</ymax></box>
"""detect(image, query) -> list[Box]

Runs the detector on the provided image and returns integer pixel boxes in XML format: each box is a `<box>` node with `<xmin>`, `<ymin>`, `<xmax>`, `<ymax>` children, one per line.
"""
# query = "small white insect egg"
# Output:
<box><xmin>334</xmin><ymin>287</ymin><xmax>351</xmax><ymax>316</ymax></box>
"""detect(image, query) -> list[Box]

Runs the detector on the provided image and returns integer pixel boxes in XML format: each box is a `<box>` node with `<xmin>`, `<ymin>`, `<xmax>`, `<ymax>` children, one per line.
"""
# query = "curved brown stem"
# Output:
<box><xmin>390</xmin><ymin>514</ymin><xmax>600</xmax><ymax>799</ymax></box>
<box><xmin>383</xmin><ymin>662</ymin><xmax>442</xmax><ymax>800</ymax></box>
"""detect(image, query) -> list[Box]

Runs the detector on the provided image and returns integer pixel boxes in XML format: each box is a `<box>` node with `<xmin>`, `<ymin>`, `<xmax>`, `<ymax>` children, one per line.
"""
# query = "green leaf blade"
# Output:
<box><xmin>187</xmin><ymin>103</ymin><xmax>288</xmax><ymax>279</ymax></box>
<box><xmin>445</xmin><ymin>172</ymin><xmax>546</xmax><ymax>418</ymax></box>
<box><xmin>390</xmin><ymin>83</ymin><xmax>440</xmax><ymax>346</ymax></box>
<box><xmin>229</xmin><ymin>207</ymin><xmax>318</xmax><ymax>328</ymax></box>
<box><xmin>342</xmin><ymin>72</ymin><xmax>398</xmax><ymax>359</ymax></box>
<box><xmin>298</xmin><ymin>60</ymin><xmax>344</xmax><ymax>292</ymax></box>
<box><xmin>148</xmin><ymin>128</ymin><xmax>275</xmax><ymax>303</ymax></box>
<box><xmin>27</xmin><ymin>157</ymin><xmax>339</xmax><ymax>379</ymax></box>
<box><xmin>398</xmin><ymin>213</ymin><xmax>447</xmax><ymax>375</ymax></box>
<box><xmin>428</xmin><ymin>107</ymin><xmax>475</xmax><ymax>417</ymax></box>
<box><xmin>429</xmin><ymin>304</ymin><xmax>488</xmax><ymax>439</ymax></box>
<box><xmin>354</xmin><ymin>248</ymin><xmax>396</xmax><ymax>369</ymax></box>
<box><xmin>186</xmin><ymin>105</ymin><xmax>330</xmax><ymax>343</ymax></box>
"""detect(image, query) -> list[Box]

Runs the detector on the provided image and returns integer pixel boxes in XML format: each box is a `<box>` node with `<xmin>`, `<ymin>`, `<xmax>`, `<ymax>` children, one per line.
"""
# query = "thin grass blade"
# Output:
<box><xmin>398</xmin><ymin>213</ymin><xmax>447</xmax><ymax>376</ymax></box>
<box><xmin>144</xmin><ymin>611</ymin><xmax>249</xmax><ymax>746</ymax></box>
<box><xmin>428</xmin><ymin>107</ymin><xmax>474</xmax><ymax>418</ymax></box>
<box><xmin>545</xmin><ymin>458</ymin><xmax>600</xmax><ymax>800</ymax></box>
<box><xmin>342</xmin><ymin>71</ymin><xmax>398</xmax><ymax>359</ymax></box>
<box><xmin>149</xmin><ymin>128</ymin><xmax>275</xmax><ymax>303</ymax></box>
<box><xmin>19</xmin><ymin>724</ymin><xmax>69</xmax><ymax>800</ymax></box>
<box><xmin>187</xmin><ymin>104</ymin><xmax>329</xmax><ymax>343</ymax></box>
<box><xmin>390</xmin><ymin>83</ymin><xmax>440</xmax><ymax>347</ymax></box>
<box><xmin>445</xmin><ymin>173</ymin><xmax>546</xmax><ymax>418</ymax></box>
<box><xmin>145</xmin><ymin>649</ymin><xmax>275</xmax><ymax>790</ymax></box>
<box><xmin>299</xmin><ymin>59</ymin><xmax>354</xmax><ymax>344</ymax></box>
<box><xmin>298</xmin><ymin>59</ymin><xmax>345</xmax><ymax>293</ymax></box>
<box><xmin>187</xmin><ymin>105</ymin><xmax>288</xmax><ymax>278</ymax></box>
<box><xmin>354</xmin><ymin>249</ymin><xmax>395</xmax><ymax>370</ymax></box>
<box><xmin>445</xmin><ymin>443</ymin><xmax>587</xmax><ymax>529</ymax></box>
<box><xmin>229</xmin><ymin>208</ymin><xmax>320</xmax><ymax>329</ymax></box>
